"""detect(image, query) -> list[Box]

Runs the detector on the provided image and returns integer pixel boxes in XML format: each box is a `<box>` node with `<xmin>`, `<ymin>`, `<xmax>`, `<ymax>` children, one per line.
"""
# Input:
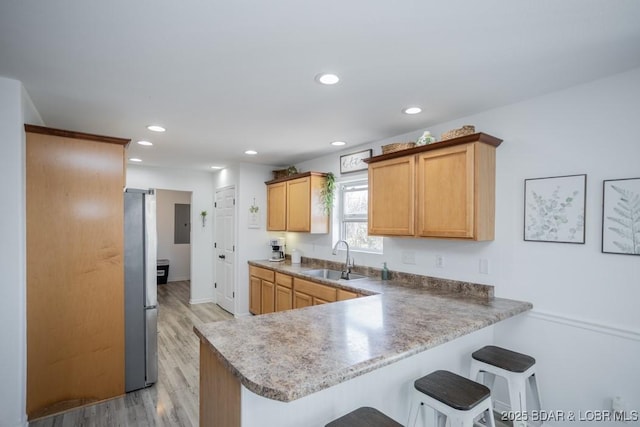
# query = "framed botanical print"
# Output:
<box><xmin>524</xmin><ymin>174</ymin><xmax>586</xmax><ymax>243</ymax></box>
<box><xmin>602</xmin><ymin>177</ymin><xmax>640</xmax><ymax>255</ymax></box>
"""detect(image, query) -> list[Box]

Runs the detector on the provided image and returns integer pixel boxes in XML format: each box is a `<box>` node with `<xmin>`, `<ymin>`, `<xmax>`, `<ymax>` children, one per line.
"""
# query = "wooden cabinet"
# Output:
<box><xmin>249</xmin><ymin>266</ymin><xmax>362</xmax><ymax>314</ymax></box>
<box><xmin>267</xmin><ymin>181</ymin><xmax>287</xmax><ymax>231</ymax></box>
<box><xmin>275</xmin><ymin>272</ymin><xmax>293</xmax><ymax>312</ymax></box>
<box><xmin>265</xmin><ymin>172</ymin><xmax>329</xmax><ymax>234</ymax></box>
<box><xmin>368</xmin><ymin>156</ymin><xmax>415</xmax><ymax>236</ymax></box>
<box><xmin>337</xmin><ymin>289</ymin><xmax>359</xmax><ymax>301</ymax></box>
<box><xmin>366</xmin><ymin>133</ymin><xmax>501</xmax><ymax>241</ymax></box>
<box><xmin>249</xmin><ymin>266</ymin><xmax>275</xmax><ymax>315</ymax></box>
<box><xmin>249</xmin><ymin>276</ymin><xmax>262</xmax><ymax>314</ymax></box>
<box><xmin>25</xmin><ymin>125</ymin><xmax>129</xmax><ymax>419</ymax></box>
<box><xmin>293</xmin><ymin>278</ymin><xmax>337</xmax><ymax>308</ymax></box>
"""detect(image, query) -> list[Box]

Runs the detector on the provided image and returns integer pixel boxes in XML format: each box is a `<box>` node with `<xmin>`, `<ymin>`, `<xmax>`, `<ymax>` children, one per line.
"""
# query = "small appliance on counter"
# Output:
<box><xmin>291</xmin><ymin>249</ymin><xmax>302</xmax><ymax>264</ymax></box>
<box><xmin>269</xmin><ymin>237</ymin><xmax>286</xmax><ymax>262</ymax></box>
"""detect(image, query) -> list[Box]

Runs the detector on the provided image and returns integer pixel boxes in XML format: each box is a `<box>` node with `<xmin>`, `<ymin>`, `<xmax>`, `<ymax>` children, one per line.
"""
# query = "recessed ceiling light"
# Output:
<box><xmin>146</xmin><ymin>125</ymin><xmax>166</xmax><ymax>132</ymax></box>
<box><xmin>137</xmin><ymin>140</ymin><xmax>153</xmax><ymax>146</ymax></box>
<box><xmin>129</xmin><ymin>158</ymin><xmax>143</xmax><ymax>162</ymax></box>
<box><xmin>331</xmin><ymin>141</ymin><xmax>347</xmax><ymax>146</ymax></box>
<box><xmin>210</xmin><ymin>166</ymin><xmax>224</xmax><ymax>170</ymax></box>
<box><xmin>315</xmin><ymin>73</ymin><xmax>340</xmax><ymax>85</ymax></box>
<box><xmin>244</xmin><ymin>150</ymin><xmax>258</xmax><ymax>155</ymax></box>
<box><xmin>402</xmin><ymin>107</ymin><xmax>422</xmax><ymax>115</ymax></box>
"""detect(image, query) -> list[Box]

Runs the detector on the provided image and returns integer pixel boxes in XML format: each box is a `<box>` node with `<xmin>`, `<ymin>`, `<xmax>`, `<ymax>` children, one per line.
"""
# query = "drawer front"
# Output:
<box><xmin>275</xmin><ymin>272</ymin><xmax>293</xmax><ymax>288</ymax></box>
<box><xmin>249</xmin><ymin>266</ymin><xmax>275</xmax><ymax>282</ymax></box>
<box><xmin>337</xmin><ymin>289</ymin><xmax>358</xmax><ymax>301</ymax></box>
<box><xmin>293</xmin><ymin>278</ymin><xmax>336</xmax><ymax>302</ymax></box>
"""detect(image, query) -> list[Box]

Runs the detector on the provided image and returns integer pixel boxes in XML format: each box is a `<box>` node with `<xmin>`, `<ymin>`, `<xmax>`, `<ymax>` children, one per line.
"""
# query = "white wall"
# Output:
<box><xmin>127</xmin><ymin>165</ymin><xmax>215</xmax><ymax>304</ymax></box>
<box><xmin>213</xmin><ymin>163</ymin><xmax>273</xmax><ymax>316</ymax></box>
<box><xmin>156</xmin><ymin>189</ymin><xmax>192</xmax><ymax>282</ymax></box>
<box><xmin>0</xmin><ymin>77</ymin><xmax>43</xmax><ymax>427</ymax></box>
<box><xmin>294</xmin><ymin>68</ymin><xmax>640</xmax><ymax>425</ymax></box>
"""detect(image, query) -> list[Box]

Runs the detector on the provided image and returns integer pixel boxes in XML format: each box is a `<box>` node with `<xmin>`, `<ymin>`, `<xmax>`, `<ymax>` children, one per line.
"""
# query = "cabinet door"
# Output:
<box><xmin>293</xmin><ymin>291</ymin><xmax>313</xmax><ymax>309</ymax></box>
<box><xmin>368</xmin><ymin>156</ymin><xmax>415</xmax><ymax>236</ymax></box>
<box><xmin>313</xmin><ymin>297</ymin><xmax>331</xmax><ymax>305</ymax></box>
<box><xmin>249</xmin><ymin>276</ymin><xmax>261</xmax><ymax>315</ymax></box>
<box><xmin>275</xmin><ymin>285</ymin><xmax>293</xmax><ymax>312</ymax></box>
<box><xmin>417</xmin><ymin>143</ymin><xmax>474</xmax><ymax>238</ymax></box>
<box><xmin>267</xmin><ymin>182</ymin><xmax>287</xmax><ymax>231</ymax></box>
<box><xmin>287</xmin><ymin>177</ymin><xmax>311</xmax><ymax>232</ymax></box>
<box><xmin>261</xmin><ymin>280</ymin><xmax>275</xmax><ymax>314</ymax></box>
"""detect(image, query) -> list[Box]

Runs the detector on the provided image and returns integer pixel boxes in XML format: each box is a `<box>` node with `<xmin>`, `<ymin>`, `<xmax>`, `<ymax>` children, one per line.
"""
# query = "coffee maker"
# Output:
<box><xmin>268</xmin><ymin>237</ymin><xmax>286</xmax><ymax>262</ymax></box>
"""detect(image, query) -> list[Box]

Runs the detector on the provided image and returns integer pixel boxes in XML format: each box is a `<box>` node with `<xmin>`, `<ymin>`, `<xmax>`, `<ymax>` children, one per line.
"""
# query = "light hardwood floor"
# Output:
<box><xmin>30</xmin><ymin>281</ymin><xmax>232</xmax><ymax>427</ymax></box>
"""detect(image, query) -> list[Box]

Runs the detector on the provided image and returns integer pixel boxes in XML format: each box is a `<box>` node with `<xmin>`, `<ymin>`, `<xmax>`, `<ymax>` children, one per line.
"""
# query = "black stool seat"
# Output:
<box><xmin>472</xmin><ymin>345</ymin><xmax>535</xmax><ymax>373</ymax></box>
<box><xmin>325</xmin><ymin>407</ymin><xmax>402</xmax><ymax>427</ymax></box>
<box><xmin>414</xmin><ymin>370</ymin><xmax>490</xmax><ymax>411</ymax></box>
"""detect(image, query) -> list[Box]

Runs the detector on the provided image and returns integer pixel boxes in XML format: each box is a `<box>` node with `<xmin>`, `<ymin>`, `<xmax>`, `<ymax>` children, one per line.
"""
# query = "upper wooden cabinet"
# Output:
<box><xmin>266</xmin><ymin>172</ymin><xmax>329</xmax><ymax>234</ymax></box>
<box><xmin>368</xmin><ymin>156</ymin><xmax>415</xmax><ymax>236</ymax></box>
<box><xmin>266</xmin><ymin>181</ymin><xmax>287</xmax><ymax>231</ymax></box>
<box><xmin>366</xmin><ymin>133</ymin><xmax>502</xmax><ymax>241</ymax></box>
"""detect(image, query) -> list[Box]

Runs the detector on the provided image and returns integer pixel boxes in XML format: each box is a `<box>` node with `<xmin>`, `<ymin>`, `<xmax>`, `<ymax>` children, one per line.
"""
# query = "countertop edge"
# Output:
<box><xmin>195</xmin><ymin>301</ymin><xmax>533</xmax><ymax>402</ymax></box>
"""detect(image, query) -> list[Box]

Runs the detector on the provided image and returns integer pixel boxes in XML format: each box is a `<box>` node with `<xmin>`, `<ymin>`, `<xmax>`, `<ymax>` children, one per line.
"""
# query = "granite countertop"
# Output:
<box><xmin>194</xmin><ymin>260</ymin><xmax>532</xmax><ymax>402</ymax></box>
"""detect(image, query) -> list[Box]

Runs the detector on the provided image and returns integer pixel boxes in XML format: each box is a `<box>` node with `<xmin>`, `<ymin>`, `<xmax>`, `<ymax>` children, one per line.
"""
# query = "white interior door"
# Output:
<box><xmin>215</xmin><ymin>187</ymin><xmax>236</xmax><ymax>314</ymax></box>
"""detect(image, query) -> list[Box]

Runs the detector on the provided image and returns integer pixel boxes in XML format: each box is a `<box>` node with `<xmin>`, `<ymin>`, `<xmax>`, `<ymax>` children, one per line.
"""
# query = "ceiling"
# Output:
<box><xmin>2</xmin><ymin>1</ymin><xmax>640</xmax><ymax>170</ymax></box>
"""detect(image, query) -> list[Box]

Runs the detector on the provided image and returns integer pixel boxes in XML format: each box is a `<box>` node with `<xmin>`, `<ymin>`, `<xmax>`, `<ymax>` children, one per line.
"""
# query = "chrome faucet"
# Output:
<box><xmin>332</xmin><ymin>240</ymin><xmax>353</xmax><ymax>280</ymax></box>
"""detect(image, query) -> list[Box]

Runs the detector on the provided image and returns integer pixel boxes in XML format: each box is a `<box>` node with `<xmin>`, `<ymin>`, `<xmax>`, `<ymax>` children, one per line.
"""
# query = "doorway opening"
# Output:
<box><xmin>155</xmin><ymin>189</ymin><xmax>193</xmax><ymax>289</ymax></box>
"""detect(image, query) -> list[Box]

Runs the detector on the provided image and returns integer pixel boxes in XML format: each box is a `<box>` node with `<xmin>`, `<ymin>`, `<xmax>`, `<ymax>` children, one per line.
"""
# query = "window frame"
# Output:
<box><xmin>338</xmin><ymin>179</ymin><xmax>383</xmax><ymax>254</ymax></box>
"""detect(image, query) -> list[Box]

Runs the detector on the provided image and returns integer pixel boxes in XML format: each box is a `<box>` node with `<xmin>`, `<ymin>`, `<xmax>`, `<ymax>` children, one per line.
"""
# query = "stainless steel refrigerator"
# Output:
<box><xmin>124</xmin><ymin>188</ymin><xmax>158</xmax><ymax>392</ymax></box>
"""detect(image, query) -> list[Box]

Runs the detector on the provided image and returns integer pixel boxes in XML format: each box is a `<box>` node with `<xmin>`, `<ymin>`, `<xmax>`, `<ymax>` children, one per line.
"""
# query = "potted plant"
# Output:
<box><xmin>320</xmin><ymin>172</ymin><xmax>335</xmax><ymax>214</ymax></box>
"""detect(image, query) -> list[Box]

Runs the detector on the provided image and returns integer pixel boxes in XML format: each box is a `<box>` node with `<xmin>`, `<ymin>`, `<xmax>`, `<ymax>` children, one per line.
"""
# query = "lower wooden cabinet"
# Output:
<box><xmin>249</xmin><ymin>266</ymin><xmax>275</xmax><ymax>315</ymax></box>
<box><xmin>249</xmin><ymin>266</ymin><xmax>361</xmax><ymax>314</ymax></box>
<box><xmin>337</xmin><ymin>289</ymin><xmax>358</xmax><ymax>301</ymax></box>
<box><xmin>293</xmin><ymin>278</ymin><xmax>337</xmax><ymax>308</ymax></box>
<box><xmin>275</xmin><ymin>272</ymin><xmax>293</xmax><ymax>311</ymax></box>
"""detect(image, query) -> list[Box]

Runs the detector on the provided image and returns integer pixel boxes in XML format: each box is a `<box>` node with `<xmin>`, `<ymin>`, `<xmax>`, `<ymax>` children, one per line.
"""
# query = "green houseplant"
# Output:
<box><xmin>320</xmin><ymin>172</ymin><xmax>336</xmax><ymax>214</ymax></box>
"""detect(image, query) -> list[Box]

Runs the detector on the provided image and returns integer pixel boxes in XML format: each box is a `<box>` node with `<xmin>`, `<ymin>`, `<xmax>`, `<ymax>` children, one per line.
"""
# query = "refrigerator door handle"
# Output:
<box><xmin>145</xmin><ymin>307</ymin><xmax>158</xmax><ymax>386</ymax></box>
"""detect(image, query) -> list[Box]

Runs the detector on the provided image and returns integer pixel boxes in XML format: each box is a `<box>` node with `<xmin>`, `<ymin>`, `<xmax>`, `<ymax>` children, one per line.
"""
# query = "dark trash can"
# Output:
<box><xmin>157</xmin><ymin>259</ymin><xmax>170</xmax><ymax>284</ymax></box>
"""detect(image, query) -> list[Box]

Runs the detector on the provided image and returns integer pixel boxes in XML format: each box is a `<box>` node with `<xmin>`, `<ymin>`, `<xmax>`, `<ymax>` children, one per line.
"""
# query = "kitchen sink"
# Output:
<box><xmin>302</xmin><ymin>268</ymin><xmax>368</xmax><ymax>281</ymax></box>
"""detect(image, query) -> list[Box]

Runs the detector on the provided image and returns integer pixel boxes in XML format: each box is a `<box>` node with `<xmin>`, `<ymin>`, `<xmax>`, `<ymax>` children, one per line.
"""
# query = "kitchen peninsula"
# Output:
<box><xmin>194</xmin><ymin>260</ymin><xmax>532</xmax><ymax>427</ymax></box>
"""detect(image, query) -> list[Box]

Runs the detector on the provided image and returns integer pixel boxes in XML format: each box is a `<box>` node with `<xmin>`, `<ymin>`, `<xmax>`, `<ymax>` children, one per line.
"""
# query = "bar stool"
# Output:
<box><xmin>325</xmin><ymin>407</ymin><xmax>402</xmax><ymax>427</ymax></box>
<box><xmin>410</xmin><ymin>370</ymin><xmax>496</xmax><ymax>427</ymax></box>
<box><xmin>470</xmin><ymin>346</ymin><xmax>542</xmax><ymax>425</ymax></box>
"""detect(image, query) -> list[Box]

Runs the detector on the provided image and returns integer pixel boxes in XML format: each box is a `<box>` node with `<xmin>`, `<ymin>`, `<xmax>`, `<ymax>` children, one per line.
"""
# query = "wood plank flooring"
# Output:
<box><xmin>29</xmin><ymin>281</ymin><xmax>232</xmax><ymax>427</ymax></box>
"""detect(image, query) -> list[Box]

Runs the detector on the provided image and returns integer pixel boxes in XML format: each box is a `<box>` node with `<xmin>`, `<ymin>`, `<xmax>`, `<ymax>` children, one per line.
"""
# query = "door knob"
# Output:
<box><xmin>218</xmin><ymin>255</ymin><xmax>226</xmax><ymax>259</ymax></box>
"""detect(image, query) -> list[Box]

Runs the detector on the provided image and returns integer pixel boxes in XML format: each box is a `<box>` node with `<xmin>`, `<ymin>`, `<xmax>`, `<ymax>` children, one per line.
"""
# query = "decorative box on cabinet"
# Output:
<box><xmin>266</xmin><ymin>172</ymin><xmax>329</xmax><ymax>234</ymax></box>
<box><xmin>365</xmin><ymin>133</ymin><xmax>502</xmax><ymax>241</ymax></box>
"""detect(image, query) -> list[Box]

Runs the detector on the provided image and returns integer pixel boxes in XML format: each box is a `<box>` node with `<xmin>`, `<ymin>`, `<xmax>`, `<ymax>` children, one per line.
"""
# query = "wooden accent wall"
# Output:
<box><xmin>26</xmin><ymin>126</ymin><xmax>128</xmax><ymax>419</ymax></box>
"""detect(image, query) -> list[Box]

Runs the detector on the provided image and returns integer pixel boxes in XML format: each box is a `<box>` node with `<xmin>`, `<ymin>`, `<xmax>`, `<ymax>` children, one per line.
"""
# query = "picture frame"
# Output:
<box><xmin>340</xmin><ymin>149</ymin><xmax>372</xmax><ymax>174</ymax></box>
<box><xmin>524</xmin><ymin>174</ymin><xmax>586</xmax><ymax>244</ymax></box>
<box><xmin>602</xmin><ymin>177</ymin><xmax>640</xmax><ymax>255</ymax></box>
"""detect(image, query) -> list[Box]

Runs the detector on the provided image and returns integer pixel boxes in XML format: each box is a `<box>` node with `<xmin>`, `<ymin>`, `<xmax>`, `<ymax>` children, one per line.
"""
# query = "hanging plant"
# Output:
<box><xmin>320</xmin><ymin>172</ymin><xmax>336</xmax><ymax>214</ymax></box>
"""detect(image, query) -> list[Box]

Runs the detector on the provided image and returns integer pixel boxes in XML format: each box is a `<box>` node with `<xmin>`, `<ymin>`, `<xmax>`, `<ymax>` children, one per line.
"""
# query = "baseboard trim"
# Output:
<box><xmin>168</xmin><ymin>276</ymin><xmax>190</xmax><ymax>282</ymax></box>
<box><xmin>529</xmin><ymin>310</ymin><xmax>640</xmax><ymax>342</ymax></box>
<box><xmin>189</xmin><ymin>297</ymin><xmax>214</xmax><ymax>305</ymax></box>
